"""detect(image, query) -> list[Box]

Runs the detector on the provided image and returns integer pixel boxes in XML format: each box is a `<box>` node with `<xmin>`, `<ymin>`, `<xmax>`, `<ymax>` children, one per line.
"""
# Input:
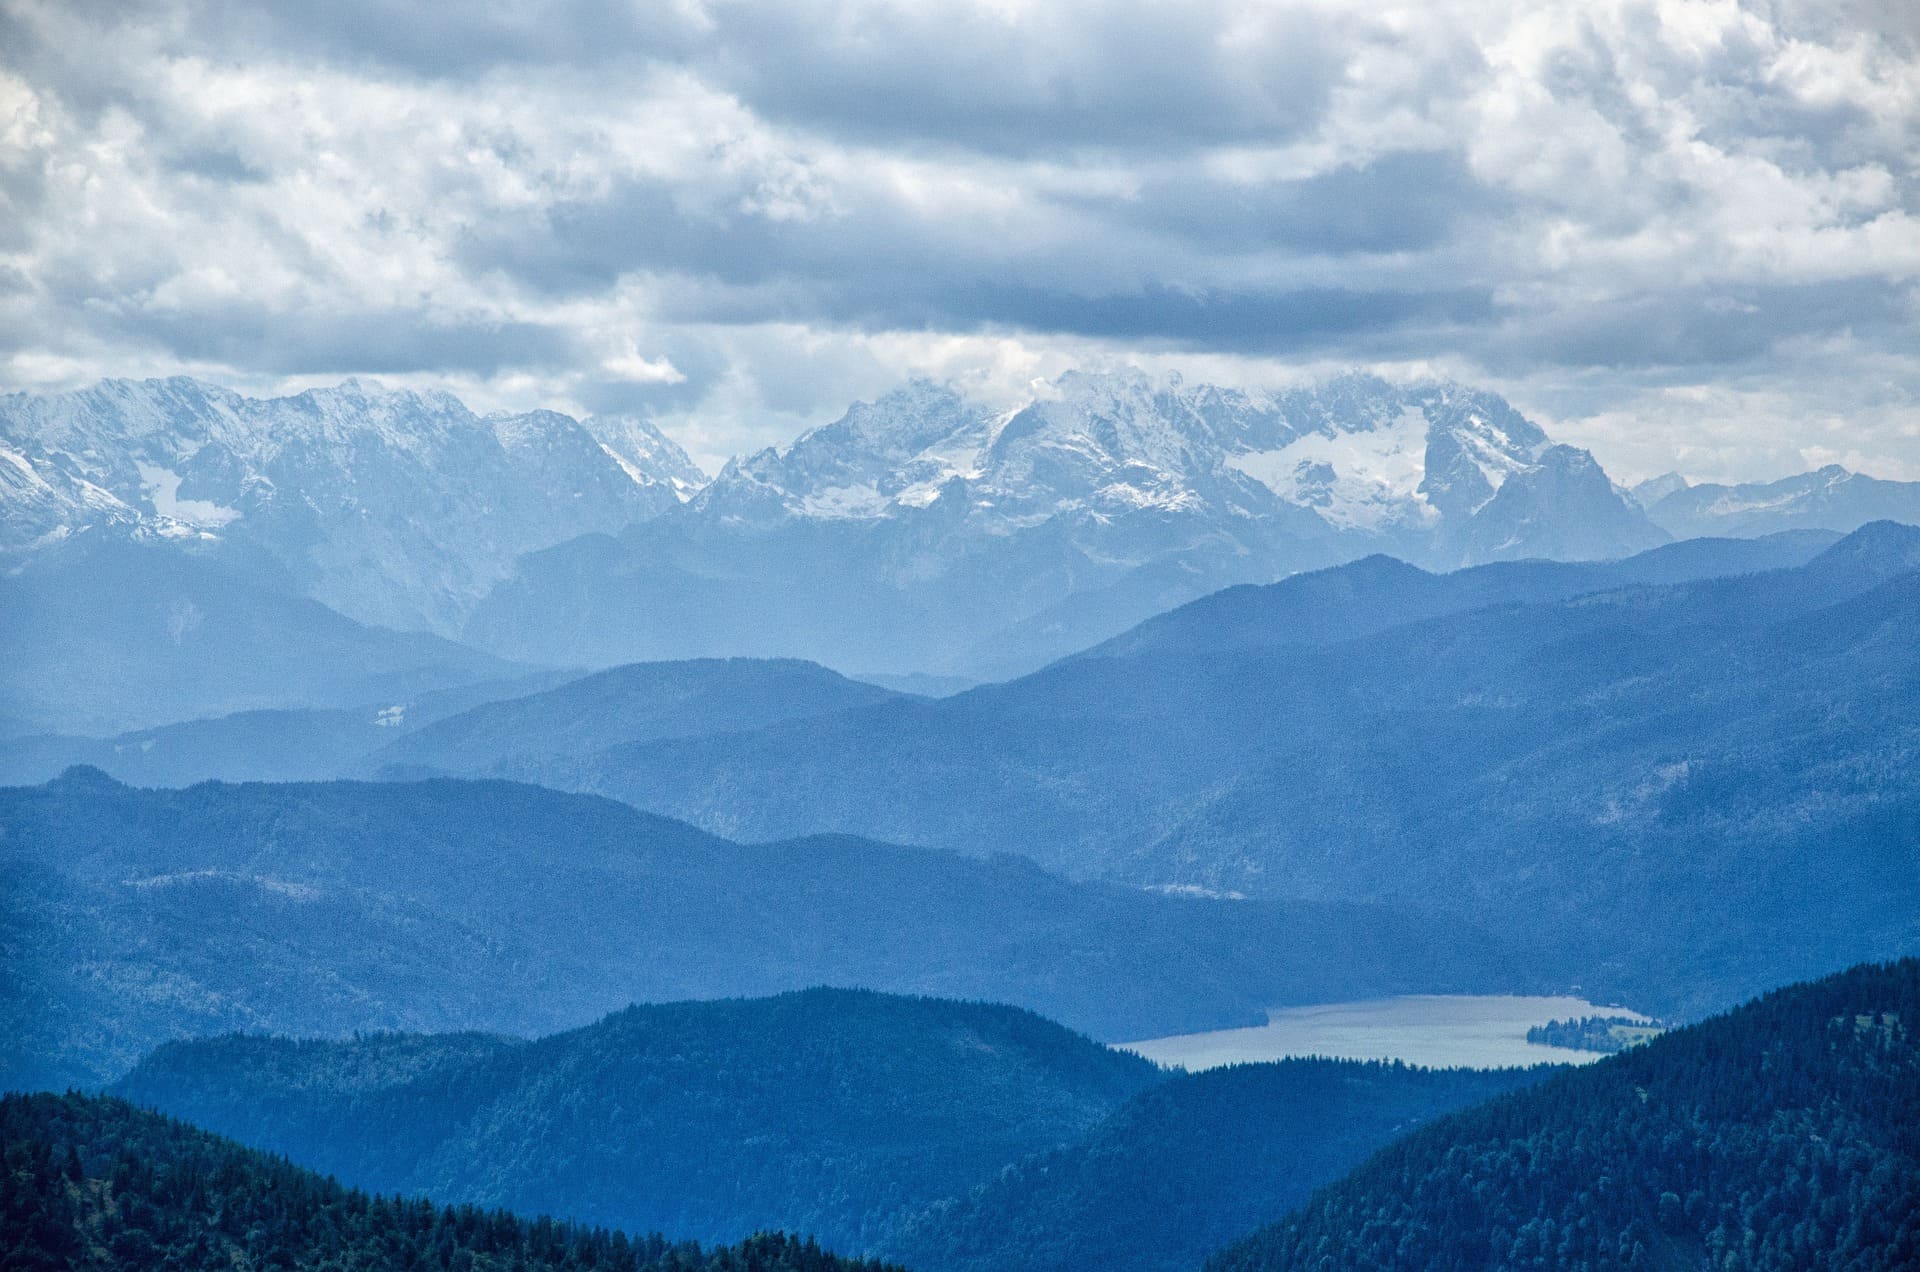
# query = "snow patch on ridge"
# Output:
<box><xmin>135</xmin><ymin>463</ymin><xmax>240</xmax><ymax>528</ymax></box>
<box><xmin>800</xmin><ymin>483</ymin><xmax>891</xmax><ymax>519</ymax></box>
<box><xmin>1229</xmin><ymin>407</ymin><xmax>1437</xmax><ymax>531</ymax></box>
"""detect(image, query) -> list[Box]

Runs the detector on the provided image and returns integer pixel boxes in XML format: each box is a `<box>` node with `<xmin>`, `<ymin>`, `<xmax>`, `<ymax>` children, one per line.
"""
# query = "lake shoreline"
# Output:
<box><xmin>1119</xmin><ymin>993</ymin><xmax>1653</xmax><ymax>1071</ymax></box>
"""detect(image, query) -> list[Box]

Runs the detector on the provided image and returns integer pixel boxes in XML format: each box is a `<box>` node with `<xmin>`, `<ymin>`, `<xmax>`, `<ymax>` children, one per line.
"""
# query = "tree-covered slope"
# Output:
<box><xmin>112</xmin><ymin>989</ymin><xmax>1163</xmax><ymax>1254</ymax></box>
<box><xmin>1</xmin><ymin>769</ymin><xmax>1525</xmax><ymax>1090</ymax></box>
<box><xmin>1</xmin><ymin>1091</ymin><xmax>889</xmax><ymax>1272</ymax></box>
<box><xmin>1205</xmin><ymin>959</ymin><xmax>1920</xmax><ymax>1272</ymax></box>
<box><xmin>880</xmin><ymin>1059</ymin><xmax>1548</xmax><ymax>1272</ymax></box>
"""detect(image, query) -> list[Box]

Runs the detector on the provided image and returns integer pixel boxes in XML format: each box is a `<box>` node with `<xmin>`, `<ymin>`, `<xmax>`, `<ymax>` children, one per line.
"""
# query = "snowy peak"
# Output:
<box><xmin>1640</xmin><ymin>464</ymin><xmax>1920</xmax><ymax>540</ymax></box>
<box><xmin>0</xmin><ymin>378</ymin><xmax>701</xmax><ymax>633</ymax></box>
<box><xmin>684</xmin><ymin>369</ymin><xmax>1661</xmax><ymax>574</ymax></box>
<box><xmin>1410</xmin><ymin>386</ymin><xmax>1551</xmax><ymax>521</ymax></box>
<box><xmin>582</xmin><ymin>415</ymin><xmax>709</xmax><ymax>498</ymax></box>
<box><xmin>1630</xmin><ymin>472</ymin><xmax>1690</xmax><ymax>507</ymax></box>
<box><xmin>696</xmin><ymin>381</ymin><xmax>994</xmax><ymax>522</ymax></box>
<box><xmin>1442</xmin><ymin>443</ymin><xmax>1667</xmax><ymax>565</ymax></box>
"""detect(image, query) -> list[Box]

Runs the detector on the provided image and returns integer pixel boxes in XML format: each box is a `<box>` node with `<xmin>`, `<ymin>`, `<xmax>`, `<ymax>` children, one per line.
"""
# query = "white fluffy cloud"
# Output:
<box><xmin>2</xmin><ymin>0</ymin><xmax>1917</xmax><ymax>478</ymax></box>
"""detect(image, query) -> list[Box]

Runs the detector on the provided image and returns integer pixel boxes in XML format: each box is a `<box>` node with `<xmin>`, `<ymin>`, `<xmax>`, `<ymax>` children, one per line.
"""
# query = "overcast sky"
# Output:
<box><xmin>4</xmin><ymin>0</ymin><xmax>1918</xmax><ymax>480</ymax></box>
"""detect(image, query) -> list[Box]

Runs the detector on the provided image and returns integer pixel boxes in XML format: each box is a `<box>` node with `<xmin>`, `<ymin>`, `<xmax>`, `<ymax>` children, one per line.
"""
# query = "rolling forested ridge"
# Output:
<box><xmin>107</xmin><ymin>989</ymin><xmax>1551</xmax><ymax>1268</ymax></box>
<box><xmin>0</xmin><ymin>1091</ymin><xmax>894</xmax><ymax>1272</ymax></box>
<box><xmin>1207</xmin><ymin>960</ymin><xmax>1920</xmax><ymax>1272</ymax></box>
<box><xmin>108</xmin><ymin>989</ymin><xmax>1164</xmax><ymax>1253</ymax></box>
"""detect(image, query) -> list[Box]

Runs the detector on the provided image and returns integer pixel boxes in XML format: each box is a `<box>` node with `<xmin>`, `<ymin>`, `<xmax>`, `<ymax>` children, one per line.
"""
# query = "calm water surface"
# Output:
<box><xmin>1120</xmin><ymin>994</ymin><xmax>1651</xmax><ymax>1070</ymax></box>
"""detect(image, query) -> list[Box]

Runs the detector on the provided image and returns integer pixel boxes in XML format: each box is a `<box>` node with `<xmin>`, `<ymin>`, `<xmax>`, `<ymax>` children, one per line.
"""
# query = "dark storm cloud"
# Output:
<box><xmin>93</xmin><ymin>301</ymin><xmax>581</xmax><ymax>377</ymax></box>
<box><xmin>1487</xmin><ymin>278</ymin><xmax>1918</xmax><ymax>374</ymax></box>
<box><xmin>455</xmin><ymin>161</ymin><xmax>1501</xmax><ymax>353</ymax></box>
<box><xmin>177</xmin><ymin>0</ymin><xmax>704</xmax><ymax>79</ymax></box>
<box><xmin>696</xmin><ymin>2</ymin><xmax>1351</xmax><ymax>155</ymax></box>
<box><xmin>154</xmin><ymin>0</ymin><xmax>1355</xmax><ymax>157</ymax></box>
<box><xmin>871</xmin><ymin>283</ymin><xmax>1501</xmax><ymax>354</ymax></box>
<box><xmin>1083</xmin><ymin>152</ymin><xmax>1509</xmax><ymax>256</ymax></box>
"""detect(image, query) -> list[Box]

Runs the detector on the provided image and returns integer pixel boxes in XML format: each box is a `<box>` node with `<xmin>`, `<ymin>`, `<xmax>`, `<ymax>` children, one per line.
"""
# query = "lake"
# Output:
<box><xmin>1119</xmin><ymin>994</ymin><xmax>1651</xmax><ymax>1071</ymax></box>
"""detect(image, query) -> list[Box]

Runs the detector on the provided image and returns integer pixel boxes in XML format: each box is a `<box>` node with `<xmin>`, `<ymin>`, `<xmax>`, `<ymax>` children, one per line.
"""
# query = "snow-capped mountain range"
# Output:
<box><xmin>0</xmin><ymin>377</ymin><xmax>704</xmax><ymax>633</ymax></box>
<box><xmin>697</xmin><ymin>370</ymin><xmax>1658</xmax><ymax>566</ymax></box>
<box><xmin>1633</xmin><ymin>466</ymin><xmax>1920</xmax><ymax>540</ymax></box>
<box><xmin>8</xmin><ymin>368</ymin><xmax>1918</xmax><ymax>683</ymax></box>
<box><xmin>467</xmin><ymin>371</ymin><xmax>1671</xmax><ymax>674</ymax></box>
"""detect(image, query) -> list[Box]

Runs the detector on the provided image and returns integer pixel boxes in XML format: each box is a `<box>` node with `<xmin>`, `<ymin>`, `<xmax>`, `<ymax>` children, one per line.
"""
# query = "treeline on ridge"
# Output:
<box><xmin>1</xmin><ymin>1090</ymin><xmax>894</xmax><ymax>1272</ymax></box>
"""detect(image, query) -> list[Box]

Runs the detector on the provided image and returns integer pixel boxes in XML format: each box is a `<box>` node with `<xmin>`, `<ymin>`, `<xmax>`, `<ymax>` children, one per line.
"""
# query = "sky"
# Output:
<box><xmin>3</xmin><ymin>0</ymin><xmax>1919</xmax><ymax>482</ymax></box>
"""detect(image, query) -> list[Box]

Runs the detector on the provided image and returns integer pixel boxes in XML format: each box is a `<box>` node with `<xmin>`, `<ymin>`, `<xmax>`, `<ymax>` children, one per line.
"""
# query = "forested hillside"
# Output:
<box><xmin>1206</xmin><ymin>960</ymin><xmax>1920</xmax><ymax>1272</ymax></box>
<box><xmin>1</xmin><ymin>1091</ymin><xmax>888</xmax><ymax>1272</ymax></box>
<box><xmin>881</xmin><ymin>1059</ymin><xmax>1547</xmax><ymax>1272</ymax></box>
<box><xmin>112</xmin><ymin>989</ymin><xmax>1164</xmax><ymax>1253</ymax></box>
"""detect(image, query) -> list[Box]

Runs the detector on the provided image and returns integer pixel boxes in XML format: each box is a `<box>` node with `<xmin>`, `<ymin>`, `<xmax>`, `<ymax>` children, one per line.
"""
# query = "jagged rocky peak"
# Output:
<box><xmin>0</xmin><ymin>376</ymin><xmax>704</xmax><ymax>633</ymax></box>
<box><xmin>1440</xmin><ymin>442</ymin><xmax>1668</xmax><ymax>565</ymax></box>
<box><xmin>697</xmin><ymin>380</ymin><xmax>996</xmax><ymax>521</ymax></box>
<box><xmin>581</xmin><ymin>414</ymin><xmax>710</xmax><ymax>497</ymax></box>
<box><xmin>1639</xmin><ymin>463</ymin><xmax>1920</xmax><ymax>539</ymax></box>
<box><xmin>1631</xmin><ymin>472</ymin><xmax>1691</xmax><ymax>507</ymax></box>
<box><xmin>689</xmin><ymin>368</ymin><xmax>1660</xmax><ymax>554</ymax></box>
<box><xmin>283</xmin><ymin>376</ymin><xmax>474</xmax><ymax>437</ymax></box>
<box><xmin>839</xmin><ymin>379</ymin><xmax>980</xmax><ymax>454</ymax></box>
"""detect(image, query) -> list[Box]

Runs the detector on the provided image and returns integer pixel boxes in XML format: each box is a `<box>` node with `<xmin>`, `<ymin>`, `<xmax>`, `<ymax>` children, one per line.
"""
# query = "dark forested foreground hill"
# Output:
<box><xmin>0</xmin><ymin>1091</ymin><xmax>890</xmax><ymax>1272</ymax></box>
<box><xmin>111</xmin><ymin>989</ymin><xmax>1162</xmax><ymax>1254</ymax></box>
<box><xmin>110</xmin><ymin>997</ymin><xmax>1554</xmax><ymax>1272</ymax></box>
<box><xmin>877</xmin><ymin>1059</ymin><xmax>1548</xmax><ymax>1272</ymax></box>
<box><xmin>1207</xmin><ymin>959</ymin><xmax>1920</xmax><ymax>1272</ymax></box>
<box><xmin>0</xmin><ymin>768</ymin><xmax>1527</xmax><ymax>1091</ymax></box>
<box><xmin>563</xmin><ymin>522</ymin><xmax>1920</xmax><ymax>1016</ymax></box>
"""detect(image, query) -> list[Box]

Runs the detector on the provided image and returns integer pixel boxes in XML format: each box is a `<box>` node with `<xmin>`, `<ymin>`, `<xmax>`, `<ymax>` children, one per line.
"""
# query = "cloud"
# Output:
<box><xmin>2</xmin><ymin>0</ymin><xmax>1919</xmax><ymax>481</ymax></box>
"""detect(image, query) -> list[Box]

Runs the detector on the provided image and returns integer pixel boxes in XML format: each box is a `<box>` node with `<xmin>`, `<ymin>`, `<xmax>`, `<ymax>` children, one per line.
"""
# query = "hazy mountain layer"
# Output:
<box><xmin>1638</xmin><ymin>465</ymin><xmax>1920</xmax><ymax>540</ymax></box>
<box><xmin>0</xmin><ymin>669</ymin><xmax>577</xmax><ymax>786</ymax></box>
<box><xmin>0</xmin><ymin>770</ymin><xmax>1528</xmax><ymax>1091</ymax></box>
<box><xmin>370</xmin><ymin>658</ymin><xmax>907</xmax><ymax>778</ymax></box>
<box><xmin>0</xmin><ymin>535</ymin><xmax>519</xmax><ymax>737</ymax></box>
<box><xmin>542</xmin><ymin>524</ymin><xmax>1920</xmax><ymax>1015</ymax></box>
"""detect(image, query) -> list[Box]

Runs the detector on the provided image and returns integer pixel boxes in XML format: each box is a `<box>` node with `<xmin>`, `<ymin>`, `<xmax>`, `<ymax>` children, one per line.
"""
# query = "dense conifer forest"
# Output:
<box><xmin>1206</xmin><ymin>960</ymin><xmax>1920</xmax><ymax>1271</ymax></box>
<box><xmin>0</xmin><ymin>1091</ymin><xmax>896</xmax><ymax>1272</ymax></box>
<box><xmin>1524</xmin><ymin>1016</ymin><xmax>1662</xmax><ymax>1054</ymax></box>
<box><xmin>112</xmin><ymin>988</ymin><xmax>1162</xmax><ymax>1253</ymax></box>
<box><xmin>878</xmin><ymin>1058</ymin><xmax>1546</xmax><ymax>1272</ymax></box>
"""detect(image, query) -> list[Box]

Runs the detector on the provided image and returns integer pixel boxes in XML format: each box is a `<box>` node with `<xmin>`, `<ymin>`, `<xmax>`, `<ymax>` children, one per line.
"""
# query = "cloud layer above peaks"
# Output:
<box><xmin>3</xmin><ymin>0</ymin><xmax>1918</xmax><ymax>478</ymax></box>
